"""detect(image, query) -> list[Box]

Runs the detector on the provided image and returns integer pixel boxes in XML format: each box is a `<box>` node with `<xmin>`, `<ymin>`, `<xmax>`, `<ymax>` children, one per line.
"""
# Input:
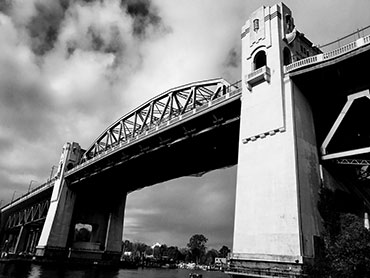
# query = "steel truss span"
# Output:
<box><xmin>80</xmin><ymin>78</ymin><xmax>240</xmax><ymax>163</ymax></box>
<box><xmin>5</xmin><ymin>199</ymin><xmax>50</xmax><ymax>229</ymax></box>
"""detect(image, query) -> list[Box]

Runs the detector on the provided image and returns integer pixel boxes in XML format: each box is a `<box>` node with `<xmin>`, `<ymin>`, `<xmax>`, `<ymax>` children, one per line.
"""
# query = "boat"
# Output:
<box><xmin>189</xmin><ymin>273</ymin><xmax>202</xmax><ymax>278</ymax></box>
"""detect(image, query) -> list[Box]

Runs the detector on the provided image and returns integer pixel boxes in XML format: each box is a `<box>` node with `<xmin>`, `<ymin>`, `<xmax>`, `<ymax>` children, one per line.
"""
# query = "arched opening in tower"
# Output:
<box><xmin>254</xmin><ymin>50</ymin><xmax>266</xmax><ymax>70</ymax></box>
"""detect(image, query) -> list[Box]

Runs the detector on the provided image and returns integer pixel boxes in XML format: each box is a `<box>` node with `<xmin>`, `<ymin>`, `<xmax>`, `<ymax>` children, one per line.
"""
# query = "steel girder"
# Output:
<box><xmin>336</xmin><ymin>159</ymin><xmax>370</xmax><ymax>166</ymax></box>
<box><xmin>81</xmin><ymin>78</ymin><xmax>239</xmax><ymax>163</ymax></box>
<box><xmin>5</xmin><ymin>199</ymin><xmax>50</xmax><ymax>229</ymax></box>
<box><xmin>321</xmin><ymin>89</ymin><xmax>370</xmax><ymax>158</ymax></box>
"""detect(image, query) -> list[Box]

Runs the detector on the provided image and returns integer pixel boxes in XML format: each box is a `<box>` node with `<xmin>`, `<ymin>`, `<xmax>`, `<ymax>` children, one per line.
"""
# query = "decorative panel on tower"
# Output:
<box><xmin>250</xmin><ymin>7</ymin><xmax>265</xmax><ymax>47</ymax></box>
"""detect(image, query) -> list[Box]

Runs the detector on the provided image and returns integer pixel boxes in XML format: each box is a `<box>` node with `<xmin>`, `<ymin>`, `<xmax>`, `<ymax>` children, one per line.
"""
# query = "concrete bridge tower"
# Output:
<box><xmin>35</xmin><ymin>142</ymin><xmax>83</xmax><ymax>257</ymax></box>
<box><xmin>35</xmin><ymin>142</ymin><xmax>125</xmax><ymax>261</ymax></box>
<box><xmin>230</xmin><ymin>3</ymin><xmax>322</xmax><ymax>276</ymax></box>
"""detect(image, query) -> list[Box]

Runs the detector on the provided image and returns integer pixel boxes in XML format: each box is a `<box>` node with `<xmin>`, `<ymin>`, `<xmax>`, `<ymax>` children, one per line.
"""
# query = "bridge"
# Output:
<box><xmin>1</xmin><ymin>78</ymin><xmax>243</xmax><ymax>262</ymax></box>
<box><xmin>1</xmin><ymin>3</ymin><xmax>370</xmax><ymax>277</ymax></box>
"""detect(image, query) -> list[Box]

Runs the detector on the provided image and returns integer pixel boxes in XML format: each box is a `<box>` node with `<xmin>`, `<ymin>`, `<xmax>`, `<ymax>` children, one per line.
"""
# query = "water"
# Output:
<box><xmin>0</xmin><ymin>263</ymin><xmax>229</xmax><ymax>278</ymax></box>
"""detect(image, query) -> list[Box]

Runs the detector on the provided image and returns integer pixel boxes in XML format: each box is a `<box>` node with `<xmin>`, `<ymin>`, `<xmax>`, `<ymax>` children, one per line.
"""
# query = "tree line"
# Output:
<box><xmin>302</xmin><ymin>187</ymin><xmax>370</xmax><ymax>277</ymax></box>
<box><xmin>122</xmin><ymin>234</ymin><xmax>230</xmax><ymax>265</ymax></box>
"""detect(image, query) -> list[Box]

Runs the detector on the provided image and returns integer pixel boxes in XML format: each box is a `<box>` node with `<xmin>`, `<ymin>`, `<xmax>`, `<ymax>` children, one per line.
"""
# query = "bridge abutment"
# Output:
<box><xmin>228</xmin><ymin>3</ymin><xmax>322</xmax><ymax>277</ymax></box>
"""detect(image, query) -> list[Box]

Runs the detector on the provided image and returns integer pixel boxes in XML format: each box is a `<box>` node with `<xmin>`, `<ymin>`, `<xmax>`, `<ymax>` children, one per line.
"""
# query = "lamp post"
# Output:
<box><xmin>11</xmin><ymin>191</ymin><xmax>17</xmax><ymax>202</ymax></box>
<box><xmin>28</xmin><ymin>180</ymin><xmax>37</xmax><ymax>193</ymax></box>
<box><xmin>49</xmin><ymin>165</ymin><xmax>57</xmax><ymax>181</ymax></box>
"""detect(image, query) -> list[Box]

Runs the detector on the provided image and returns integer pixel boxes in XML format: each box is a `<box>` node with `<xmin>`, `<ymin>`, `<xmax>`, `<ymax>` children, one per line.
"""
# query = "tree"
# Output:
<box><xmin>159</xmin><ymin>244</ymin><xmax>168</xmax><ymax>259</ymax></box>
<box><xmin>179</xmin><ymin>248</ymin><xmax>189</xmax><ymax>262</ymax></box>
<box><xmin>153</xmin><ymin>245</ymin><xmax>161</xmax><ymax>259</ymax></box>
<box><xmin>167</xmin><ymin>246</ymin><xmax>181</xmax><ymax>262</ymax></box>
<box><xmin>309</xmin><ymin>187</ymin><xmax>370</xmax><ymax>277</ymax></box>
<box><xmin>219</xmin><ymin>245</ymin><xmax>230</xmax><ymax>258</ymax></box>
<box><xmin>187</xmin><ymin>234</ymin><xmax>208</xmax><ymax>264</ymax></box>
<box><xmin>145</xmin><ymin>245</ymin><xmax>153</xmax><ymax>256</ymax></box>
<box><xmin>124</xmin><ymin>242</ymin><xmax>148</xmax><ymax>258</ymax></box>
<box><xmin>327</xmin><ymin>214</ymin><xmax>370</xmax><ymax>277</ymax></box>
<box><xmin>309</xmin><ymin>213</ymin><xmax>370</xmax><ymax>277</ymax></box>
<box><xmin>123</xmin><ymin>240</ymin><xmax>133</xmax><ymax>252</ymax></box>
<box><xmin>205</xmin><ymin>249</ymin><xmax>219</xmax><ymax>265</ymax></box>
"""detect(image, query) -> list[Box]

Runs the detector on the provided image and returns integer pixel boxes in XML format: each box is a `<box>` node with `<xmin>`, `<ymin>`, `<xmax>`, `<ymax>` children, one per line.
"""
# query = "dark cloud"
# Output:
<box><xmin>3</xmin><ymin>0</ymin><xmax>166</xmax><ymax>64</ymax></box>
<box><xmin>86</xmin><ymin>25</ymin><xmax>127</xmax><ymax>68</ymax></box>
<box><xmin>222</xmin><ymin>45</ymin><xmax>241</xmax><ymax>83</ymax></box>
<box><xmin>224</xmin><ymin>47</ymin><xmax>239</xmax><ymax>68</ymax></box>
<box><xmin>0</xmin><ymin>0</ymin><xmax>11</xmax><ymax>13</ymax></box>
<box><xmin>27</xmin><ymin>2</ymin><xmax>68</xmax><ymax>55</ymax></box>
<box><xmin>0</xmin><ymin>78</ymin><xmax>56</xmax><ymax>141</ymax></box>
<box><xmin>88</xmin><ymin>26</ymin><xmax>105</xmax><ymax>52</ymax></box>
<box><xmin>0</xmin><ymin>41</ymin><xmax>56</xmax><ymax>141</ymax></box>
<box><xmin>124</xmin><ymin>0</ymin><xmax>163</xmax><ymax>38</ymax></box>
<box><xmin>106</xmin><ymin>27</ymin><xmax>127</xmax><ymax>68</ymax></box>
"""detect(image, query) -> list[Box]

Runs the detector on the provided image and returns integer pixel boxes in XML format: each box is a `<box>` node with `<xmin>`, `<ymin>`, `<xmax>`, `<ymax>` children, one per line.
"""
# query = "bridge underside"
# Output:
<box><xmin>292</xmin><ymin>44</ymin><xmax>370</xmax><ymax>206</ymax></box>
<box><xmin>291</xmin><ymin>44</ymin><xmax>370</xmax><ymax>143</ymax></box>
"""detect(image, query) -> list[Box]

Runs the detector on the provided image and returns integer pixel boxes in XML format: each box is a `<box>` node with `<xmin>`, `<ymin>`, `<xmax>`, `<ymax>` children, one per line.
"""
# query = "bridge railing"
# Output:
<box><xmin>0</xmin><ymin>177</ymin><xmax>56</xmax><ymax>212</ymax></box>
<box><xmin>318</xmin><ymin>24</ymin><xmax>370</xmax><ymax>53</ymax></box>
<box><xmin>285</xmin><ymin>26</ymin><xmax>370</xmax><ymax>73</ymax></box>
<box><xmin>226</xmin><ymin>80</ymin><xmax>242</xmax><ymax>94</ymax></box>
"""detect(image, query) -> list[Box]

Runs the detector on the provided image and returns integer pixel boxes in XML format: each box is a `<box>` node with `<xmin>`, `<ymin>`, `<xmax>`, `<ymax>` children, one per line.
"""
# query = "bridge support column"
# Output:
<box><xmin>228</xmin><ymin>4</ymin><xmax>322</xmax><ymax>277</ymax></box>
<box><xmin>104</xmin><ymin>195</ymin><xmax>126</xmax><ymax>258</ymax></box>
<box><xmin>35</xmin><ymin>142</ymin><xmax>82</xmax><ymax>259</ymax></box>
<box><xmin>14</xmin><ymin>226</ymin><xmax>27</xmax><ymax>254</ymax></box>
<box><xmin>68</xmin><ymin>188</ymin><xmax>127</xmax><ymax>262</ymax></box>
<box><xmin>14</xmin><ymin>225</ymin><xmax>36</xmax><ymax>254</ymax></box>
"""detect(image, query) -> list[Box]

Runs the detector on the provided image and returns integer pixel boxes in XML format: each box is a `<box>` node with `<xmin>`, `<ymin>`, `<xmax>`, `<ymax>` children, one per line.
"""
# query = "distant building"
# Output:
<box><xmin>151</xmin><ymin>242</ymin><xmax>161</xmax><ymax>249</ymax></box>
<box><xmin>215</xmin><ymin>257</ymin><xmax>227</xmax><ymax>265</ymax></box>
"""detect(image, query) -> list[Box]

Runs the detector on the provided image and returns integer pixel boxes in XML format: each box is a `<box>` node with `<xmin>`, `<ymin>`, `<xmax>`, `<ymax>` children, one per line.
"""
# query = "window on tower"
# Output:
<box><xmin>254</xmin><ymin>50</ymin><xmax>266</xmax><ymax>70</ymax></box>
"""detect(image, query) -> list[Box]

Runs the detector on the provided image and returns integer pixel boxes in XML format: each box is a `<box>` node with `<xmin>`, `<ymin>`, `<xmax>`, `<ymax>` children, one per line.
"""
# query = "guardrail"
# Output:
<box><xmin>318</xmin><ymin>24</ymin><xmax>370</xmax><ymax>52</ymax></box>
<box><xmin>285</xmin><ymin>34</ymin><xmax>370</xmax><ymax>73</ymax></box>
<box><xmin>0</xmin><ymin>177</ymin><xmax>56</xmax><ymax>211</ymax></box>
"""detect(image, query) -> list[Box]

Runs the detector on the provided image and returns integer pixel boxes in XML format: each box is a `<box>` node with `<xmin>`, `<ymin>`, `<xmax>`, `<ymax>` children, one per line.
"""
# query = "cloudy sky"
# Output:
<box><xmin>1</xmin><ymin>0</ymin><xmax>370</xmax><ymax>250</ymax></box>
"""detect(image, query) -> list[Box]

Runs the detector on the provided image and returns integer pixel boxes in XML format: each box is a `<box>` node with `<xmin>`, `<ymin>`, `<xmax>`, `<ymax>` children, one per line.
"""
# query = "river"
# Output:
<box><xmin>0</xmin><ymin>263</ymin><xmax>230</xmax><ymax>278</ymax></box>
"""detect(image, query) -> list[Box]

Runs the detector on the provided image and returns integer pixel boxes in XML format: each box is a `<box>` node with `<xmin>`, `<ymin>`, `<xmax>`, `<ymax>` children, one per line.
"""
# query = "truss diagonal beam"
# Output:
<box><xmin>6</xmin><ymin>200</ymin><xmax>50</xmax><ymax>229</ymax></box>
<box><xmin>321</xmin><ymin>89</ymin><xmax>370</xmax><ymax>155</ymax></box>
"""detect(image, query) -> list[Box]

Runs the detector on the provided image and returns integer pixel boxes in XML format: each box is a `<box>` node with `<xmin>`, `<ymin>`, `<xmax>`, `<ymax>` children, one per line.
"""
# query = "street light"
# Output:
<box><xmin>28</xmin><ymin>180</ymin><xmax>38</xmax><ymax>193</ymax></box>
<box><xmin>49</xmin><ymin>165</ymin><xmax>57</xmax><ymax>181</ymax></box>
<box><xmin>11</xmin><ymin>191</ymin><xmax>17</xmax><ymax>202</ymax></box>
